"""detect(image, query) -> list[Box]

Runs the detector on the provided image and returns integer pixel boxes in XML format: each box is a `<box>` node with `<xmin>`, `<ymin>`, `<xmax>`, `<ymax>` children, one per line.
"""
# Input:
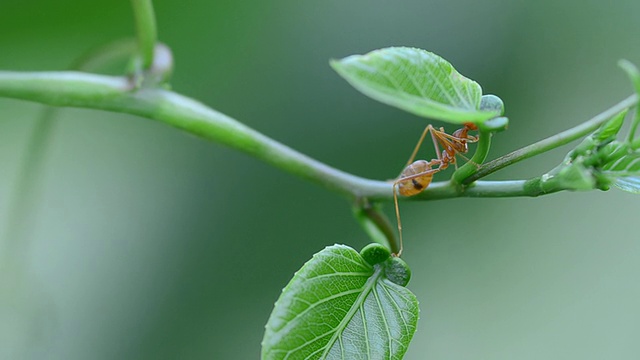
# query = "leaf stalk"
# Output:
<box><xmin>130</xmin><ymin>0</ymin><xmax>158</xmax><ymax>70</ymax></box>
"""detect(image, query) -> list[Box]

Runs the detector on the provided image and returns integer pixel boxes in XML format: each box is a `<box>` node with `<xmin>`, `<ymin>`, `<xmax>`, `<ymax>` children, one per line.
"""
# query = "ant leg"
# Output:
<box><xmin>392</xmin><ymin>163</ymin><xmax>441</xmax><ymax>256</ymax></box>
<box><xmin>405</xmin><ymin>125</ymin><xmax>436</xmax><ymax>166</ymax></box>
<box><xmin>396</xmin><ymin>160</ymin><xmax>442</xmax><ymax>184</ymax></box>
<box><xmin>432</xmin><ymin>129</ymin><xmax>481</xmax><ymax>169</ymax></box>
<box><xmin>429</xmin><ymin>126</ymin><xmax>443</xmax><ymax>161</ymax></box>
<box><xmin>435</xmin><ymin>129</ymin><xmax>474</xmax><ymax>146</ymax></box>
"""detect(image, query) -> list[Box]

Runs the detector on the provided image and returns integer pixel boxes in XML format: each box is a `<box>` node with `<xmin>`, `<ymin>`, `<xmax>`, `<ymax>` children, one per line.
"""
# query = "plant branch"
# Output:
<box><xmin>353</xmin><ymin>201</ymin><xmax>397</xmax><ymax>253</ymax></box>
<box><xmin>0</xmin><ymin>70</ymin><xmax>615</xmax><ymax>202</ymax></box>
<box><xmin>130</xmin><ymin>0</ymin><xmax>157</xmax><ymax>70</ymax></box>
<box><xmin>463</xmin><ymin>94</ymin><xmax>639</xmax><ymax>184</ymax></box>
<box><xmin>0</xmin><ymin>71</ymin><xmax>389</xmax><ymax>199</ymax></box>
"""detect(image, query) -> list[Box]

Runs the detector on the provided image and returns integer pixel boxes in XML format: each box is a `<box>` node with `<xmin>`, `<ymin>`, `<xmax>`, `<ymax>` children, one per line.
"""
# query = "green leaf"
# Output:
<box><xmin>542</xmin><ymin>111</ymin><xmax>628</xmax><ymax>191</ymax></box>
<box><xmin>479</xmin><ymin>94</ymin><xmax>504</xmax><ymax>115</ymax></box>
<box><xmin>619</xmin><ymin>60</ymin><xmax>640</xmax><ymax>141</ymax></box>
<box><xmin>478</xmin><ymin>94</ymin><xmax>507</xmax><ymax>132</ymax></box>
<box><xmin>262</xmin><ymin>244</ymin><xmax>419</xmax><ymax>360</ymax></box>
<box><xmin>360</xmin><ymin>243</ymin><xmax>391</xmax><ymax>266</ymax></box>
<box><xmin>570</xmin><ymin>109</ymin><xmax>627</xmax><ymax>161</ymax></box>
<box><xmin>593</xmin><ymin>109</ymin><xmax>626</xmax><ymax>142</ymax></box>
<box><xmin>331</xmin><ymin>47</ymin><xmax>499</xmax><ymax>124</ymax></box>
<box><xmin>600</xmin><ymin>142</ymin><xmax>640</xmax><ymax>193</ymax></box>
<box><xmin>554</xmin><ymin>163</ymin><xmax>596</xmax><ymax>190</ymax></box>
<box><xmin>384</xmin><ymin>257</ymin><xmax>412</xmax><ymax>288</ymax></box>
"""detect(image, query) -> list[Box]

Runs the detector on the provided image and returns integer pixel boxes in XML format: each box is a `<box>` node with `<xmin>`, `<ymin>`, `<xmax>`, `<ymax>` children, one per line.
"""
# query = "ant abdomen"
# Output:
<box><xmin>397</xmin><ymin>160</ymin><xmax>438</xmax><ymax>196</ymax></box>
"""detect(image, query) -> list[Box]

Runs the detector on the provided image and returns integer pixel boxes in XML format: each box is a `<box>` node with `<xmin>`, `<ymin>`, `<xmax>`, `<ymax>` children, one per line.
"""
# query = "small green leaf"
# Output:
<box><xmin>619</xmin><ymin>60</ymin><xmax>640</xmax><ymax>141</ymax></box>
<box><xmin>479</xmin><ymin>94</ymin><xmax>504</xmax><ymax>115</ymax></box>
<box><xmin>594</xmin><ymin>109</ymin><xmax>627</xmax><ymax>142</ymax></box>
<box><xmin>331</xmin><ymin>47</ymin><xmax>499</xmax><ymax>124</ymax></box>
<box><xmin>570</xmin><ymin>110</ymin><xmax>627</xmax><ymax>161</ymax></box>
<box><xmin>360</xmin><ymin>243</ymin><xmax>391</xmax><ymax>266</ymax></box>
<box><xmin>384</xmin><ymin>257</ymin><xmax>412</xmax><ymax>287</ymax></box>
<box><xmin>543</xmin><ymin>111</ymin><xmax>629</xmax><ymax>191</ymax></box>
<box><xmin>599</xmin><ymin>142</ymin><xmax>640</xmax><ymax>193</ymax></box>
<box><xmin>555</xmin><ymin>163</ymin><xmax>596</xmax><ymax>190</ymax></box>
<box><xmin>262</xmin><ymin>244</ymin><xmax>419</xmax><ymax>360</ymax></box>
<box><xmin>477</xmin><ymin>95</ymin><xmax>507</xmax><ymax>136</ymax></box>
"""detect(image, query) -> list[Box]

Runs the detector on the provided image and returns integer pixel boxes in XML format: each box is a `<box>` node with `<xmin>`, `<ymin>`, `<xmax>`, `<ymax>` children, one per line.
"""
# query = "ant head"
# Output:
<box><xmin>463</xmin><ymin>122</ymin><xmax>478</xmax><ymax>131</ymax></box>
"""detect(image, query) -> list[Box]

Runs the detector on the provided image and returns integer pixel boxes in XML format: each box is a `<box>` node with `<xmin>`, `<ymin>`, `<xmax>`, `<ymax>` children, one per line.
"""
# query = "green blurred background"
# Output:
<box><xmin>1</xmin><ymin>0</ymin><xmax>640</xmax><ymax>359</ymax></box>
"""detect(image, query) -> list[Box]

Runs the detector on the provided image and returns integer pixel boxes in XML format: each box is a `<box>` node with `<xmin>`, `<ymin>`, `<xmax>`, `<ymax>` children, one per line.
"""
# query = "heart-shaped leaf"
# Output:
<box><xmin>331</xmin><ymin>47</ymin><xmax>499</xmax><ymax>124</ymax></box>
<box><xmin>262</xmin><ymin>244</ymin><xmax>418</xmax><ymax>360</ymax></box>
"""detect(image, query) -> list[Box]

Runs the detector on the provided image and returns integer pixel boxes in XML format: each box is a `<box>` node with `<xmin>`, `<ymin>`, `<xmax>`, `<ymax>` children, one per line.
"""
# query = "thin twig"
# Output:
<box><xmin>464</xmin><ymin>94</ymin><xmax>638</xmax><ymax>184</ymax></box>
<box><xmin>130</xmin><ymin>0</ymin><xmax>157</xmax><ymax>70</ymax></box>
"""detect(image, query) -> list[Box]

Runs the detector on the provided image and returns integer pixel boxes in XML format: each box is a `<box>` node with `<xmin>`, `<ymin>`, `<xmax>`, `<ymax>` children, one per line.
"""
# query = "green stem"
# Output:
<box><xmin>130</xmin><ymin>0</ymin><xmax>157</xmax><ymax>70</ymax></box>
<box><xmin>451</xmin><ymin>128</ymin><xmax>492</xmax><ymax>184</ymax></box>
<box><xmin>411</xmin><ymin>179</ymin><xmax>532</xmax><ymax>200</ymax></box>
<box><xmin>352</xmin><ymin>201</ymin><xmax>397</xmax><ymax>253</ymax></box>
<box><xmin>0</xmin><ymin>71</ymin><xmax>620</xmax><ymax>202</ymax></box>
<box><xmin>0</xmin><ymin>71</ymin><xmax>388</xmax><ymax>199</ymax></box>
<box><xmin>464</xmin><ymin>94</ymin><xmax>639</xmax><ymax>184</ymax></box>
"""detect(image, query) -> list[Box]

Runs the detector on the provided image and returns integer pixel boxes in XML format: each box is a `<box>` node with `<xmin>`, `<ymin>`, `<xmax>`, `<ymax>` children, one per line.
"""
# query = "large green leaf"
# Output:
<box><xmin>262</xmin><ymin>244</ymin><xmax>418</xmax><ymax>360</ymax></box>
<box><xmin>331</xmin><ymin>47</ymin><xmax>499</xmax><ymax>124</ymax></box>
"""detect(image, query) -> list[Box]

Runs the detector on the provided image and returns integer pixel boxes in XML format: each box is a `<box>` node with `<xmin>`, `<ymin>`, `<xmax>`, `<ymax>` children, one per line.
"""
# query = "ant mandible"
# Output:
<box><xmin>392</xmin><ymin>123</ymin><xmax>478</xmax><ymax>256</ymax></box>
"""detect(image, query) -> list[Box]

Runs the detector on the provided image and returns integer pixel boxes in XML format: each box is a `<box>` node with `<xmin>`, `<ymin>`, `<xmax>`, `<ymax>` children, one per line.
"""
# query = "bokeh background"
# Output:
<box><xmin>1</xmin><ymin>0</ymin><xmax>640</xmax><ymax>359</ymax></box>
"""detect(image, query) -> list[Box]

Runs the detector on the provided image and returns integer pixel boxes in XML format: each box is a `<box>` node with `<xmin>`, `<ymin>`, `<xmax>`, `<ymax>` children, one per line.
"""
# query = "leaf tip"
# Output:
<box><xmin>328</xmin><ymin>58</ymin><xmax>341</xmax><ymax>70</ymax></box>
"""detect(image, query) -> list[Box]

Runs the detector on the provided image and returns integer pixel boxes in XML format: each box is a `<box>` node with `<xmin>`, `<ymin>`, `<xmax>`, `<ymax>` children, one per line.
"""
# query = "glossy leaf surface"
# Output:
<box><xmin>331</xmin><ymin>47</ymin><xmax>499</xmax><ymax>124</ymax></box>
<box><xmin>262</xmin><ymin>244</ymin><xmax>418</xmax><ymax>360</ymax></box>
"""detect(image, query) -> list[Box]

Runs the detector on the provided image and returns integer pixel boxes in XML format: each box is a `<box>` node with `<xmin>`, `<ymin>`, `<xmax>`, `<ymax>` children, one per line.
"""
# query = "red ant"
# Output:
<box><xmin>392</xmin><ymin>123</ymin><xmax>478</xmax><ymax>256</ymax></box>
